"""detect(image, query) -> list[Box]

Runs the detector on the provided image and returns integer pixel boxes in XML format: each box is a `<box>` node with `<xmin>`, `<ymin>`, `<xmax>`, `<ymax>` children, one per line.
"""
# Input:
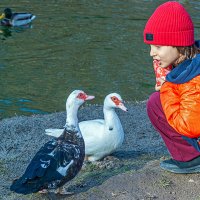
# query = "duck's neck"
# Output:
<box><xmin>66</xmin><ymin>104</ymin><xmax>79</xmax><ymax>128</ymax></box>
<box><xmin>103</xmin><ymin>106</ymin><xmax>120</xmax><ymax>126</ymax></box>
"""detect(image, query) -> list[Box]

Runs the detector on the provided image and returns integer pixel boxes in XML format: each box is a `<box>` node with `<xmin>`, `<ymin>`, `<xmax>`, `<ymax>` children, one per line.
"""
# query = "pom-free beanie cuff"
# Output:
<box><xmin>144</xmin><ymin>30</ymin><xmax>194</xmax><ymax>46</ymax></box>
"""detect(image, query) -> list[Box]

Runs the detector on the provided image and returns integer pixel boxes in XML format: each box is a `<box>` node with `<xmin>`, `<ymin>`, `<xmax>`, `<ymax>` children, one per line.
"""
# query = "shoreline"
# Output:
<box><xmin>1</xmin><ymin>102</ymin><xmax>200</xmax><ymax>200</ymax></box>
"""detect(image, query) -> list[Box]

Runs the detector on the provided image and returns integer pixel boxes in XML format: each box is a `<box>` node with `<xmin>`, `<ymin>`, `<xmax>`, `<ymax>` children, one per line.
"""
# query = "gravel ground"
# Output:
<box><xmin>1</xmin><ymin>101</ymin><xmax>200</xmax><ymax>200</ymax></box>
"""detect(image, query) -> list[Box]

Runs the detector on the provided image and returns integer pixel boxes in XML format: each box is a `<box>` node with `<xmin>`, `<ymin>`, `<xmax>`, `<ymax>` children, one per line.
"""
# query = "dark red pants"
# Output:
<box><xmin>147</xmin><ymin>92</ymin><xmax>200</xmax><ymax>162</ymax></box>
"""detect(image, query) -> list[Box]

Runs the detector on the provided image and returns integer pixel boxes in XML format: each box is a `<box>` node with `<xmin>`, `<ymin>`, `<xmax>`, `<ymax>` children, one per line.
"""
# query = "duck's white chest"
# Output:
<box><xmin>103</xmin><ymin>121</ymin><xmax>124</xmax><ymax>147</ymax></box>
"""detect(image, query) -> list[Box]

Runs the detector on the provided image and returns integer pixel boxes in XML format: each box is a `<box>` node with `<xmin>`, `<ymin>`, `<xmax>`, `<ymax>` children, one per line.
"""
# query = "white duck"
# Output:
<box><xmin>10</xmin><ymin>90</ymin><xmax>94</xmax><ymax>195</ymax></box>
<box><xmin>45</xmin><ymin>93</ymin><xmax>127</xmax><ymax>162</ymax></box>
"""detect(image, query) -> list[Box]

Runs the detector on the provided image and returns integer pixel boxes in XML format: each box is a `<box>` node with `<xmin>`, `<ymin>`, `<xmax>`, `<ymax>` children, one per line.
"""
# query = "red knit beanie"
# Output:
<box><xmin>143</xmin><ymin>1</ymin><xmax>194</xmax><ymax>46</ymax></box>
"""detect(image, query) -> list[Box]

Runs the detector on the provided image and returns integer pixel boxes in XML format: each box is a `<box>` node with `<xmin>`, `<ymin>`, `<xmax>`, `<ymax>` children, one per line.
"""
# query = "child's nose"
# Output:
<box><xmin>150</xmin><ymin>47</ymin><xmax>156</xmax><ymax>57</ymax></box>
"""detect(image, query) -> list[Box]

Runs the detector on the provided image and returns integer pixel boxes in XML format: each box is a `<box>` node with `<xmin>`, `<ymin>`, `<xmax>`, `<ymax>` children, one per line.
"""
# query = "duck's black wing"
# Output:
<box><xmin>10</xmin><ymin>138</ymin><xmax>82</xmax><ymax>195</ymax></box>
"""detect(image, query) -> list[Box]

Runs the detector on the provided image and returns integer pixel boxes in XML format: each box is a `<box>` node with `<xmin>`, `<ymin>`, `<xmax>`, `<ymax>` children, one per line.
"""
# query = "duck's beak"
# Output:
<box><xmin>118</xmin><ymin>102</ymin><xmax>128</xmax><ymax>112</ymax></box>
<box><xmin>0</xmin><ymin>13</ymin><xmax>5</xmax><ymax>19</ymax></box>
<box><xmin>85</xmin><ymin>95</ymin><xmax>95</xmax><ymax>101</ymax></box>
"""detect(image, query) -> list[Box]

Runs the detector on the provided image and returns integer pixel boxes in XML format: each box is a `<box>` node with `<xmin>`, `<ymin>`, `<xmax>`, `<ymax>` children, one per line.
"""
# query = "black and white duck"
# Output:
<box><xmin>0</xmin><ymin>8</ymin><xmax>36</xmax><ymax>26</ymax></box>
<box><xmin>10</xmin><ymin>90</ymin><xmax>95</xmax><ymax>195</ymax></box>
<box><xmin>45</xmin><ymin>93</ymin><xmax>127</xmax><ymax>161</ymax></box>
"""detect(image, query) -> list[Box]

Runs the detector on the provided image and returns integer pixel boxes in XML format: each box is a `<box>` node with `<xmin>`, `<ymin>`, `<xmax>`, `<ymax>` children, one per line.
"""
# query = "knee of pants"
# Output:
<box><xmin>147</xmin><ymin>92</ymin><xmax>160</xmax><ymax>113</ymax></box>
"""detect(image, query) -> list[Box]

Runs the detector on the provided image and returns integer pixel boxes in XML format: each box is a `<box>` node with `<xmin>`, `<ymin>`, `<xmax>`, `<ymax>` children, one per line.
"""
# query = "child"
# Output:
<box><xmin>144</xmin><ymin>1</ymin><xmax>200</xmax><ymax>173</ymax></box>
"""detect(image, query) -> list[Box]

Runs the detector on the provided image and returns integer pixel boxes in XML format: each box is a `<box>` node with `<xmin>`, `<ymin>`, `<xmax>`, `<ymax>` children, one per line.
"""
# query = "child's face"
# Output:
<box><xmin>150</xmin><ymin>45</ymin><xmax>181</xmax><ymax>68</ymax></box>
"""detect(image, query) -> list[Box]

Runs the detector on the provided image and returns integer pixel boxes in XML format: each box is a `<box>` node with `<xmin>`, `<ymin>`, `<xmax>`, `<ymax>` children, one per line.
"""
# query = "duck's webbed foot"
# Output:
<box><xmin>55</xmin><ymin>186</ymin><xmax>74</xmax><ymax>195</ymax></box>
<box><xmin>38</xmin><ymin>189</ymin><xmax>48</xmax><ymax>194</ymax></box>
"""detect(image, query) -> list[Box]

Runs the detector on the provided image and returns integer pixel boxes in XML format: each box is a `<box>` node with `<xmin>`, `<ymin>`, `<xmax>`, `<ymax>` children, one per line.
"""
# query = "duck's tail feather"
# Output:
<box><xmin>31</xmin><ymin>15</ymin><xmax>36</xmax><ymax>21</ymax></box>
<box><xmin>10</xmin><ymin>177</ymin><xmax>41</xmax><ymax>195</ymax></box>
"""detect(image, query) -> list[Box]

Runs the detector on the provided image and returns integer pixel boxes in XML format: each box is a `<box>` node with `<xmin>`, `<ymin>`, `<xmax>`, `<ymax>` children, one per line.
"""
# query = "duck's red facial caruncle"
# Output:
<box><xmin>111</xmin><ymin>96</ymin><xmax>121</xmax><ymax>105</ymax></box>
<box><xmin>111</xmin><ymin>96</ymin><xmax>128</xmax><ymax>112</ymax></box>
<box><xmin>77</xmin><ymin>92</ymin><xmax>95</xmax><ymax>101</ymax></box>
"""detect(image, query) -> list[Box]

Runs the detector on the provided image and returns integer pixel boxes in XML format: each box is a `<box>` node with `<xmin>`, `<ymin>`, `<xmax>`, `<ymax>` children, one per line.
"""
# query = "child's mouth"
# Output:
<box><xmin>153</xmin><ymin>59</ymin><xmax>161</xmax><ymax>66</ymax></box>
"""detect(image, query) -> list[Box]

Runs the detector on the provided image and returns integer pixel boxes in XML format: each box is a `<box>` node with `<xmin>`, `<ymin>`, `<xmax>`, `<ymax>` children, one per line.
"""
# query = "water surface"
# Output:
<box><xmin>1</xmin><ymin>0</ymin><xmax>200</xmax><ymax>118</ymax></box>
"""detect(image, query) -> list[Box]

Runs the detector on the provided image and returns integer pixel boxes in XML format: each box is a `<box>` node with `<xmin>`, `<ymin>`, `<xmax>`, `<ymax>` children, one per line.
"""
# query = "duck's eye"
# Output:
<box><xmin>77</xmin><ymin>93</ymin><xmax>85</xmax><ymax>100</ymax></box>
<box><xmin>111</xmin><ymin>96</ymin><xmax>116</xmax><ymax>101</ymax></box>
<box><xmin>111</xmin><ymin>96</ymin><xmax>120</xmax><ymax>105</ymax></box>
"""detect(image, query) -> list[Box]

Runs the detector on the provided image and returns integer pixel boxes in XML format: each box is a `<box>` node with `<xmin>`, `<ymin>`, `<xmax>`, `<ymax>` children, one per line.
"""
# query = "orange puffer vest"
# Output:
<box><xmin>160</xmin><ymin>75</ymin><xmax>200</xmax><ymax>138</ymax></box>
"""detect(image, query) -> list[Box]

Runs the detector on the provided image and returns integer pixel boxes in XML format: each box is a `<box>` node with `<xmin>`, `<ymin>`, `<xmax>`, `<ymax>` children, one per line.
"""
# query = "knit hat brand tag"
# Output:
<box><xmin>146</xmin><ymin>33</ymin><xmax>153</xmax><ymax>41</ymax></box>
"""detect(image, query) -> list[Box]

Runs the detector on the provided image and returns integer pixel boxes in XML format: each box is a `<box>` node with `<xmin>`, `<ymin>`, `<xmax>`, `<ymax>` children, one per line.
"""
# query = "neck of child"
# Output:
<box><xmin>173</xmin><ymin>54</ymin><xmax>187</xmax><ymax>67</ymax></box>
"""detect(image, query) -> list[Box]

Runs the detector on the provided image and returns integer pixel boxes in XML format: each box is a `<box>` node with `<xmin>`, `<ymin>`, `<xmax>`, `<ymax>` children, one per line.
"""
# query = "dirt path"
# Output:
<box><xmin>1</xmin><ymin>101</ymin><xmax>200</xmax><ymax>200</ymax></box>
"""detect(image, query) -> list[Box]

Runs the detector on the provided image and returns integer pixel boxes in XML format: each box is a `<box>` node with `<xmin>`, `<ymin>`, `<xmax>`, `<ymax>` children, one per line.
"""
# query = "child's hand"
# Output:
<box><xmin>155</xmin><ymin>84</ymin><xmax>161</xmax><ymax>91</ymax></box>
<box><xmin>155</xmin><ymin>77</ymin><xmax>165</xmax><ymax>91</ymax></box>
<box><xmin>153</xmin><ymin>60</ymin><xmax>172</xmax><ymax>91</ymax></box>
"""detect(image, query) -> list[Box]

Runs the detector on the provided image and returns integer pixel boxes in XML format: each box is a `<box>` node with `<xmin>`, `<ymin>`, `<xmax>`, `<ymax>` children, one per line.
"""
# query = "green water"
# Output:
<box><xmin>1</xmin><ymin>0</ymin><xmax>200</xmax><ymax>119</ymax></box>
